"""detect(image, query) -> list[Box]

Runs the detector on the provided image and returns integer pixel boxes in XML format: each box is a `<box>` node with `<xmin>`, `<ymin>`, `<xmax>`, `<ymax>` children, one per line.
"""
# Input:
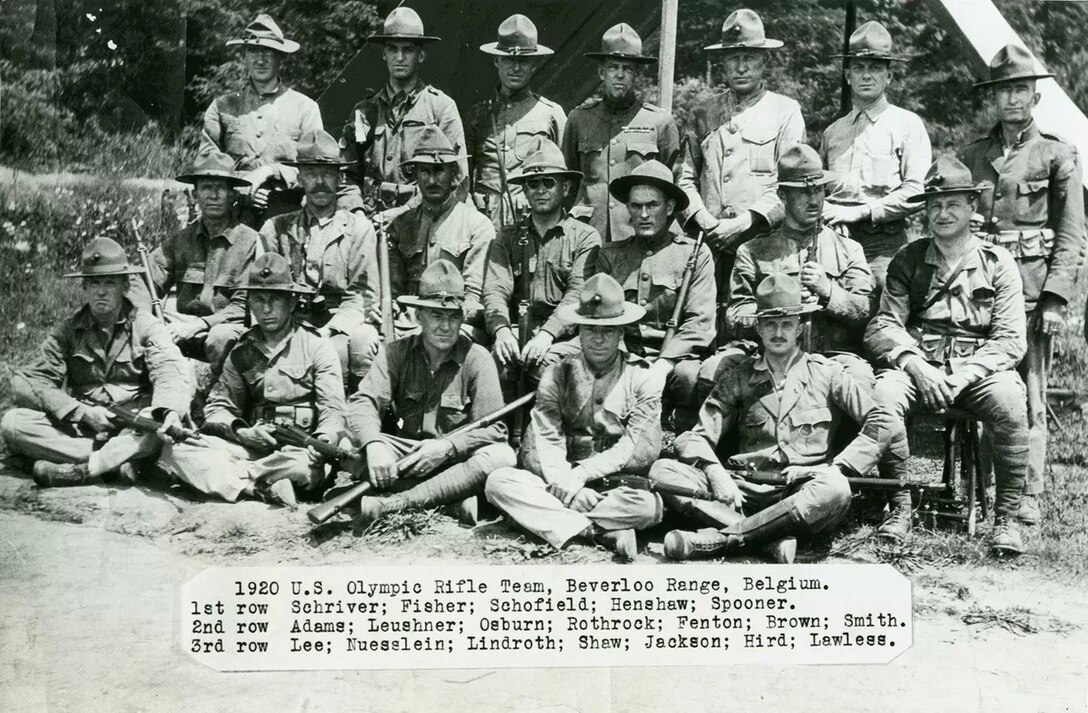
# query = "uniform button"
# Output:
<box><xmin>993</xmin><ymin>192</ymin><xmax>1002</xmax><ymax>200</ymax></box>
<box><xmin>641</xmin><ymin>274</ymin><xmax>649</xmax><ymax>281</ymax></box>
<box><xmin>257</xmin><ymin>114</ymin><xmax>263</xmax><ymax>120</ymax></box>
<box><xmin>723</xmin><ymin>176</ymin><xmax>731</xmax><ymax>183</ymax></box>
<box><xmin>640</xmin><ymin>299</ymin><xmax>647</xmax><ymax>305</ymax></box>
<box><xmin>595</xmin><ymin>396</ymin><xmax>603</xmax><ymax>404</ymax></box>
<box><xmin>645</xmin><ymin>250</ymin><xmax>652</xmax><ymax>257</ymax></box>
<box><xmin>256</xmin><ymin>130</ymin><xmax>263</xmax><ymax>137</ymax></box>
<box><xmin>387</xmin><ymin>155</ymin><xmax>394</xmax><ymax>161</ymax></box>
<box><xmin>611</xmin><ymin>139</ymin><xmax>618</xmax><ymax>145</ymax></box>
<box><xmin>725</xmin><ymin>149</ymin><xmax>733</xmax><ymax>157</ymax></box>
<box><xmin>609</xmin><ymin>201</ymin><xmax>616</xmax><ymax>208</ymax></box>
<box><xmin>609</xmin><ymin>160</ymin><xmax>616</xmax><ymax>166</ymax></box>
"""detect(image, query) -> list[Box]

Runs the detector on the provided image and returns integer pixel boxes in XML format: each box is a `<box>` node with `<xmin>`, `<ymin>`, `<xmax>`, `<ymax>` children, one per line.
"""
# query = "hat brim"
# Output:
<box><xmin>584</xmin><ymin>52</ymin><xmax>656</xmax><ymax>64</ymax></box>
<box><xmin>973</xmin><ymin>72</ymin><xmax>1055</xmax><ymax>89</ymax></box>
<box><xmin>281</xmin><ymin>158</ymin><xmax>355</xmax><ymax>168</ymax></box>
<box><xmin>755</xmin><ymin>302</ymin><xmax>822</xmax><ymax>318</ymax></box>
<box><xmin>608</xmin><ymin>174</ymin><xmax>690</xmax><ymax>212</ymax></box>
<box><xmin>508</xmin><ymin>168</ymin><xmax>583</xmax><ymax>184</ymax></box>
<box><xmin>705</xmin><ymin>39</ymin><xmax>784</xmax><ymax>51</ymax></box>
<box><xmin>480</xmin><ymin>42</ymin><xmax>554</xmax><ymax>57</ymax></box>
<box><xmin>175</xmin><ymin>170</ymin><xmax>252</xmax><ymax>188</ymax></box>
<box><xmin>825</xmin><ymin>191</ymin><xmax>868</xmax><ymax>206</ymax></box>
<box><xmin>64</xmin><ymin>267</ymin><xmax>146</xmax><ymax>279</ymax></box>
<box><xmin>237</xmin><ymin>283</ymin><xmax>314</xmax><ymax>294</ymax></box>
<box><xmin>831</xmin><ymin>52</ymin><xmax>909</xmax><ymax>62</ymax></box>
<box><xmin>400</xmin><ymin>153</ymin><xmax>469</xmax><ymax>168</ymax></box>
<box><xmin>226</xmin><ymin>38</ymin><xmax>300</xmax><ymax>54</ymax></box>
<box><xmin>557</xmin><ymin>302</ymin><xmax>646</xmax><ymax>327</ymax></box>
<box><xmin>778</xmin><ymin>172</ymin><xmax>838</xmax><ymax>189</ymax></box>
<box><xmin>370</xmin><ymin>33</ymin><xmax>441</xmax><ymax>44</ymax></box>
<box><xmin>396</xmin><ymin>295</ymin><xmax>465</xmax><ymax>312</ymax></box>
<box><xmin>905</xmin><ymin>185</ymin><xmax>987</xmax><ymax>204</ymax></box>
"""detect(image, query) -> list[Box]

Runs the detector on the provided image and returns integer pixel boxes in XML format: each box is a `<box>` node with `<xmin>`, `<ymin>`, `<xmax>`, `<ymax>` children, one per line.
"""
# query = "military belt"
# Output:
<box><xmin>916</xmin><ymin>333</ymin><xmax>986</xmax><ymax>363</ymax></box>
<box><xmin>259</xmin><ymin>405</ymin><xmax>317</xmax><ymax>431</ymax></box>
<box><xmin>978</xmin><ymin>228</ymin><xmax>1055</xmax><ymax>260</ymax></box>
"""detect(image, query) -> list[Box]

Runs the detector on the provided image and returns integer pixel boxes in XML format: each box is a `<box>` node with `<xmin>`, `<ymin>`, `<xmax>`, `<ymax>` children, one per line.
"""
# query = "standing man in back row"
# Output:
<box><xmin>960</xmin><ymin>44</ymin><xmax>1086</xmax><ymax>525</ymax></box>
<box><xmin>563</xmin><ymin>23</ymin><xmax>680</xmax><ymax>243</ymax></box>
<box><xmin>465</xmin><ymin>14</ymin><xmax>566</xmax><ymax>231</ymax></box>
<box><xmin>821</xmin><ymin>20</ymin><xmax>932</xmax><ymax>289</ymax></box>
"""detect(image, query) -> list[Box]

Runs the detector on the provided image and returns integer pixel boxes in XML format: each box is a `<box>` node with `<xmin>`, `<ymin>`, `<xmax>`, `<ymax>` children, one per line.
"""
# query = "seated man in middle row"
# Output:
<box><xmin>652</xmin><ymin>273</ymin><xmax>889</xmax><ymax>563</ymax></box>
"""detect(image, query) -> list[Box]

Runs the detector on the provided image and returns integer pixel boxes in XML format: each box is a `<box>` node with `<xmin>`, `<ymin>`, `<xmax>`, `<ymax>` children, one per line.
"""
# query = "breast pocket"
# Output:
<box><xmin>513</xmin><ymin>123</ymin><xmax>551</xmax><ymax>161</ymax></box>
<box><xmin>438</xmin><ymin>391</ymin><xmax>471</xmax><ymax>433</ymax></box>
<box><xmin>648</xmin><ymin>271</ymin><xmax>681</xmax><ymax>316</ymax></box>
<box><xmin>755</xmin><ymin>255</ymin><xmax>800</xmax><ymax>279</ymax></box>
<box><xmin>539</xmin><ymin>254</ymin><xmax>573</xmax><ymax>305</ymax></box>
<box><xmin>859</xmin><ymin>151</ymin><xmax>899</xmax><ymax>192</ymax></box>
<box><xmin>1016</xmin><ymin>178</ymin><xmax>1051</xmax><ymax>226</ymax></box>
<box><xmin>264</xmin><ymin>362</ymin><xmax>314</xmax><ymax>405</ymax></box>
<box><xmin>740</xmin><ymin>404</ymin><xmax>775</xmax><ymax>451</ymax></box>
<box><xmin>578</xmin><ymin>141</ymin><xmax>606</xmax><ymax>181</ymax></box>
<box><xmin>788</xmin><ymin>406</ymin><xmax>833</xmax><ymax>458</ymax></box>
<box><xmin>741</xmin><ymin>128</ymin><xmax>777</xmax><ymax>175</ymax></box>
<box><xmin>625</xmin><ymin>141</ymin><xmax>659</xmax><ymax>169</ymax></box>
<box><xmin>66</xmin><ymin>350</ymin><xmax>101</xmax><ymax>389</ymax></box>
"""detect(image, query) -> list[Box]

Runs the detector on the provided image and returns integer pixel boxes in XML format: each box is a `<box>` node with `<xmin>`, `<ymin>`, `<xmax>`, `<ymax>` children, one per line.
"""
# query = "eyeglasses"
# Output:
<box><xmin>524</xmin><ymin>177</ymin><xmax>558</xmax><ymax>190</ymax></box>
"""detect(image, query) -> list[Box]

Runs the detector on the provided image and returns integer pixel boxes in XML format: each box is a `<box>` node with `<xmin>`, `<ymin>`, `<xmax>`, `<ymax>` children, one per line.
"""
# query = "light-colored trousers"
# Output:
<box><xmin>158</xmin><ymin>436</ymin><xmax>318</xmax><ymax>502</ymax></box>
<box><xmin>485</xmin><ymin>467</ymin><xmax>663</xmax><ymax>550</ymax></box>
<box><xmin>0</xmin><ymin>407</ymin><xmax>160</xmax><ymax>476</ymax></box>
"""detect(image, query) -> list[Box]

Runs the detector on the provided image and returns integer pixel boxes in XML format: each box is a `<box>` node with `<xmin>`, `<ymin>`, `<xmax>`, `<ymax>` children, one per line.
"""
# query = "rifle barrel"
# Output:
<box><xmin>662</xmin><ymin>230</ymin><xmax>704</xmax><ymax>350</ymax></box>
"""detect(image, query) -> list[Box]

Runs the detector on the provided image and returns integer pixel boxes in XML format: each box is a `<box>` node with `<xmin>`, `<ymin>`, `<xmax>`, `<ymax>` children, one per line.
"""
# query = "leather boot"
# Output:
<box><xmin>447</xmin><ymin>495</ymin><xmax>479</xmax><ymax>526</ymax></box>
<box><xmin>32</xmin><ymin>461</ymin><xmax>100</xmax><ymax>488</ymax></box>
<box><xmin>664</xmin><ymin>528</ymin><xmax>739</xmax><ymax>560</ymax></box>
<box><xmin>1016</xmin><ymin>494</ymin><xmax>1039</xmax><ymax>526</ymax></box>
<box><xmin>877</xmin><ymin>488</ymin><xmax>913</xmax><ymax>542</ymax></box>
<box><xmin>687</xmin><ymin>499</ymin><xmax>745</xmax><ymax>529</ymax></box>
<box><xmin>354</xmin><ymin>494</ymin><xmax>409</xmax><ymax>529</ymax></box>
<box><xmin>594</xmin><ymin>528</ymin><xmax>638</xmax><ymax>561</ymax></box>
<box><xmin>267</xmin><ymin>480</ymin><xmax>297</xmax><ymax>510</ymax></box>
<box><xmin>990</xmin><ymin>516</ymin><xmax>1024</xmax><ymax>557</ymax></box>
<box><xmin>763</xmin><ymin>538</ymin><xmax>798</xmax><ymax>564</ymax></box>
<box><xmin>666</xmin><ymin>500</ymin><xmax>805</xmax><ymax>561</ymax></box>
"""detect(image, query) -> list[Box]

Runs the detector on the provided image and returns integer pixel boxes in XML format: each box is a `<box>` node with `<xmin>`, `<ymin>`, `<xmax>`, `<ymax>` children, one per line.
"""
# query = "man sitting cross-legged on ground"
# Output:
<box><xmin>344</xmin><ymin>260</ymin><xmax>517</xmax><ymax>527</ymax></box>
<box><xmin>485</xmin><ymin>273</ymin><xmax>666</xmax><ymax>561</ymax></box>
<box><xmin>651</xmin><ymin>273</ymin><xmax>889</xmax><ymax>563</ymax></box>
<box><xmin>158</xmin><ymin>253</ymin><xmax>348</xmax><ymax>507</ymax></box>
<box><xmin>2</xmin><ymin>238</ymin><xmax>192</xmax><ymax>487</ymax></box>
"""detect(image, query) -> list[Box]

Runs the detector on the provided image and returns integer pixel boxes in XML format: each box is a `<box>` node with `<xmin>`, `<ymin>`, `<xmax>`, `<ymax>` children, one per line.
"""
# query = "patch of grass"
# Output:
<box><xmin>962</xmin><ymin>604</ymin><xmax>1077</xmax><ymax>636</ymax></box>
<box><xmin>356</xmin><ymin>508</ymin><xmax>443</xmax><ymax>544</ymax></box>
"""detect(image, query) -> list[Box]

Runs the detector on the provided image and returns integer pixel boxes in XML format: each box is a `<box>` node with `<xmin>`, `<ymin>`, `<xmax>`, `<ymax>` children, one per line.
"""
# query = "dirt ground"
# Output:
<box><xmin>0</xmin><ymin>461</ymin><xmax>1086</xmax><ymax>713</ymax></box>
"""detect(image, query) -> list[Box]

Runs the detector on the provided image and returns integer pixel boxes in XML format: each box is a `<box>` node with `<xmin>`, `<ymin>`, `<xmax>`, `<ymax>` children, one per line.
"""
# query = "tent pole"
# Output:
<box><xmin>659</xmin><ymin>0</ymin><xmax>679</xmax><ymax>112</ymax></box>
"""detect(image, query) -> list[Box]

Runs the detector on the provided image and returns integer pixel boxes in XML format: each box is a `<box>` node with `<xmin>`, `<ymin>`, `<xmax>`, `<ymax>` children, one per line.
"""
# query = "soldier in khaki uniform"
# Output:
<box><xmin>486</xmin><ymin>274</ymin><xmax>665</xmax><ymax>561</ymax></box>
<box><xmin>346</xmin><ymin>261</ymin><xmax>516</xmax><ymax>527</ymax></box>
<box><xmin>595</xmin><ymin>161</ymin><xmax>716</xmax><ymax>421</ymax></box>
<box><xmin>563</xmin><ymin>24</ymin><xmax>680</xmax><ymax>243</ymax></box>
<box><xmin>201</xmin><ymin>14</ymin><xmax>323</xmax><ymax>226</ymax></box>
<box><xmin>249</xmin><ymin>130</ymin><xmax>382</xmax><ymax>391</ymax></box>
<box><xmin>159</xmin><ymin>254</ymin><xmax>347</xmax><ymax>507</ymax></box>
<box><xmin>465</xmin><ymin>14</ymin><xmax>566</xmax><ymax>230</ymax></box>
<box><xmin>865</xmin><ymin>156</ymin><xmax>1029</xmax><ymax>555</ymax></box>
<box><xmin>1</xmin><ymin>238</ymin><xmax>192</xmax><ymax>487</ymax></box>
<box><xmin>388</xmin><ymin>127</ymin><xmax>494</xmax><ymax>341</ymax></box>
<box><xmin>651</xmin><ymin>274</ymin><xmax>886</xmax><ymax>563</ymax></box>
<box><xmin>142</xmin><ymin>151</ymin><xmax>259</xmax><ymax>365</ymax></box>
<box><xmin>340</xmin><ymin>7</ymin><xmax>466</xmax><ymax>223</ymax></box>
<box><xmin>820</xmin><ymin>21</ymin><xmax>932</xmax><ymax>289</ymax></box>
<box><xmin>960</xmin><ymin>44</ymin><xmax>1086</xmax><ymax>525</ymax></box>
<box><xmin>484</xmin><ymin>141</ymin><xmax>602</xmax><ymax>379</ymax></box>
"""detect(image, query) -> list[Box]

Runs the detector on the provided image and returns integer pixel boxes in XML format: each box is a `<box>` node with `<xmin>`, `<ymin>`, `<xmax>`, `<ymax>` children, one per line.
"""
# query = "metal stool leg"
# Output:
<box><xmin>942</xmin><ymin>419</ymin><xmax>958</xmax><ymax>497</ymax></box>
<box><xmin>963</xmin><ymin>421</ymin><xmax>977</xmax><ymax>537</ymax></box>
<box><xmin>970</xmin><ymin>421</ymin><xmax>988</xmax><ymax>521</ymax></box>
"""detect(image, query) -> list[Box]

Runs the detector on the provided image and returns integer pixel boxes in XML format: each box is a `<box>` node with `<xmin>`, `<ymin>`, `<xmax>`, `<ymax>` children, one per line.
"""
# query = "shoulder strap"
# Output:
<box><xmin>919</xmin><ymin>249</ymin><xmax>972</xmax><ymax>313</ymax></box>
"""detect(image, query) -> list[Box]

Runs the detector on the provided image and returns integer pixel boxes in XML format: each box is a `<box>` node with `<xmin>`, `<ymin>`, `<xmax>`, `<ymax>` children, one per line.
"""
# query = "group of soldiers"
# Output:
<box><xmin>2</xmin><ymin>7</ymin><xmax>1083</xmax><ymax>564</ymax></box>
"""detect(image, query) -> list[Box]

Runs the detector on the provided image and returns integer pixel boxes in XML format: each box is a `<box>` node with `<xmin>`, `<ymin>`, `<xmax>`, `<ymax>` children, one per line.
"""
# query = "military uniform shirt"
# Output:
<box><xmin>205</xmin><ymin>321</ymin><xmax>345</xmax><ymax>443</ymax></box>
<box><xmin>728</xmin><ymin>224</ymin><xmax>875</xmax><ymax>353</ymax></box>
<box><xmin>596</xmin><ymin>228</ymin><xmax>716</xmax><ymax>360</ymax></box>
<box><xmin>520</xmin><ymin>353</ymin><xmax>664</xmax><ymax>483</ymax></box>
<box><xmin>11</xmin><ymin>299</ymin><xmax>191</xmax><ymax>423</ymax></box>
<box><xmin>864</xmin><ymin>236</ymin><xmax>1027</xmax><ymax>380</ymax></box>
<box><xmin>347</xmin><ymin>334</ymin><xmax>507</xmax><ymax>457</ymax></box>
<box><xmin>484</xmin><ymin>213</ymin><xmax>602</xmax><ymax>340</ymax></box>
<box><xmin>562</xmin><ymin>95</ymin><xmax>680</xmax><ymax>242</ymax></box>
<box><xmin>678</xmin><ymin>87</ymin><xmax>805</xmax><ymax>231</ymax></box>
<box><xmin>960</xmin><ymin>121</ymin><xmax>1086</xmax><ymax>312</ymax></box>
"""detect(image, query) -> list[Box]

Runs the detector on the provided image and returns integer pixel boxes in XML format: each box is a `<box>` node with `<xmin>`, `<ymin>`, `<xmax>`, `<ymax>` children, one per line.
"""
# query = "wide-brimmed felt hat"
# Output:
<box><xmin>507</xmin><ymin>139</ymin><xmax>582</xmax><ymax>183</ymax></box>
<box><xmin>238</xmin><ymin>253</ymin><xmax>313</xmax><ymax>294</ymax></box>
<box><xmin>777</xmin><ymin>144</ymin><xmax>837</xmax><ymax>188</ymax></box>
<box><xmin>705</xmin><ymin>9</ymin><xmax>783</xmax><ymax>52</ymax></box>
<box><xmin>370</xmin><ymin>7</ymin><xmax>440</xmax><ymax>44</ymax></box>
<box><xmin>397</xmin><ymin>259</ymin><xmax>466</xmax><ymax>312</ymax></box>
<box><xmin>585</xmin><ymin>23</ymin><xmax>656</xmax><ymax>64</ymax></box>
<box><xmin>65</xmin><ymin>237</ymin><xmax>144</xmax><ymax>279</ymax></box>
<box><xmin>176</xmin><ymin>150</ymin><xmax>252</xmax><ymax>188</ymax></box>
<box><xmin>480</xmin><ymin>14</ymin><xmax>553</xmax><ymax>57</ymax></box>
<box><xmin>608</xmin><ymin>160</ymin><xmax>689</xmax><ymax>212</ymax></box>
<box><xmin>557</xmin><ymin>274</ymin><xmax>645</xmax><ymax>327</ymax></box>
<box><xmin>400</xmin><ymin>126</ymin><xmax>468</xmax><ymax>168</ymax></box>
<box><xmin>831</xmin><ymin>21</ymin><xmax>908</xmax><ymax>62</ymax></box>
<box><xmin>906</xmin><ymin>155</ymin><xmax>988</xmax><ymax>204</ymax></box>
<box><xmin>755</xmin><ymin>273</ymin><xmax>821</xmax><ymax>318</ymax></box>
<box><xmin>282</xmin><ymin>130</ymin><xmax>354</xmax><ymax>168</ymax></box>
<box><xmin>973</xmin><ymin>43</ymin><xmax>1054</xmax><ymax>89</ymax></box>
<box><xmin>226</xmin><ymin>14</ymin><xmax>300</xmax><ymax>54</ymax></box>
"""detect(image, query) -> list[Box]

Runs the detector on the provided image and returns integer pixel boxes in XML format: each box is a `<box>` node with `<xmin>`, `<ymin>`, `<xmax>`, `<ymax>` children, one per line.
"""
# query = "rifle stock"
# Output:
<box><xmin>270</xmin><ymin>423</ymin><xmax>357</xmax><ymax>461</ymax></box>
<box><xmin>374</xmin><ymin>208</ymin><xmax>395</xmax><ymax>340</ymax></box>
<box><xmin>132</xmin><ymin>219</ymin><xmax>165</xmax><ymax>324</ymax></box>
<box><xmin>79</xmin><ymin>397</ymin><xmax>198</xmax><ymax>442</ymax></box>
<box><xmin>307</xmin><ymin>391</ymin><xmax>537</xmax><ymax>525</ymax></box>
<box><xmin>510</xmin><ymin>221</ymin><xmax>533</xmax><ymax>447</ymax></box>
<box><xmin>662</xmin><ymin>230</ymin><xmax>705</xmax><ymax>350</ymax></box>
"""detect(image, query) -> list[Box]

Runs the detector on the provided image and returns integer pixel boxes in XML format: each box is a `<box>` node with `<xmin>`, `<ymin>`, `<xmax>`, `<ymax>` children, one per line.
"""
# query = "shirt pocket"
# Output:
<box><xmin>539</xmin><ymin>253</ymin><xmax>573</xmax><ymax>305</ymax></box>
<box><xmin>647</xmin><ymin>271</ymin><xmax>681</xmax><ymax>317</ymax></box>
<box><xmin>578</xmin><ymin>140</ymin><xmax>606</xmax><ymax>181</ymax></box>
<box><xmin>1016</xmin><ymin>178</ymin><xmax>1050</xmax><ymax>226</ymax></box>
<box><xmin>788</xmin><ymin>406</ymin><xmax>833</xmax><ymax>458</ymax></box>
<box><xmin>438</xmin><ymin>391</ymin><xmax>471</xmax><ymax>433</ymax></box>
<box><xmin>741</xmin><ymin>403</ymin><xmax>774</xmax><ymax>448</ymax></box>
<box><xmin>859</xmin><ymin>151</ymin><xmax>900</xmax><ymax>192</ymax></box>
<box><xmin>625</xmin><ymin>141</ymin><xmax>659</xmax><ymax>166</ymax></box>
<box><xmin>263</xmin><ymin>362</ymin><xmax>314</xmax><ymax>405</ymax></box>
<box><xmin>741</xmin><ymin>127</ymin><xmax>777</xmax><ymax>175</ymax></box>
<box><xmin>109</xmin><ymin>344</ymin><xmax>146</xmax><ymax>385</ymax></box>
<box><xmin>513</xmin><ymin>122</ymin><xmax>551</xmax><ymax>161</ymax></box>
<box><xmin>67</xmin><ymin>350</ymin><xmax>100</xmax><ymax>389</ymax></box>
<box><xmin>949</xmin><ymin>275</ymin><xmax>995</xmax><ymax>329</ymax></box>
<box><xmin>755</xmin><ymin>255</ymin><xmax>800</xmax><ymax>279</ymax></box>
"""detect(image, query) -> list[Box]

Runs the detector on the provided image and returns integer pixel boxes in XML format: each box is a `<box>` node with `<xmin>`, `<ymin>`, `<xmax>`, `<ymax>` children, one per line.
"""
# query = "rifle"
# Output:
<box><xmin>728</xmin><ymin>468</ymin><xmax>946</xmax><ymax>491</ymax></box>
<box><xmin>662</xmin><ymin>230</ymin><xmax>705</xmax><ymax>349</ymax></box>
<box><xmin>799</xmin><ymin>226</ymin><xmax>819</xmax><ymax>353</ymax></box>
<box><xmin>373</xmin><ymin>204</ymin><xmax>395</xmax><ymax>340</ymax></box>
<box><xmin>79</xmin><ymin>396</ymin><xmax>200</xmax><ymax>442</ymax></box>
<box><xmin>491</xmin><ymin>103</ymin><xmax>520</xmax><ymax>227</ymax></box>
<box><xmin>511</xmin><ymin>217</ymin><xmax>533</xmax><ymax>447</ymax></box>
<box><xmin>714</xmin><ymin>208</ymin><xmax>738</xmax><ymax>345</ymax></box>
<box><xmin>132</xmin><ymin>219</ymin><xmax>165</xmax><ymax>324</ymax></box>
<box><xmin>599</xmin><ymin>474</ymin><xmax>730</xmax><ymax>503</ymax></box>
<box><xmin>307</xmin><ymin>391</ymin><xmax>537</xmax><ymax>525</ymax></box>
<box><xmin>185</xmin><ymin>188</ymin><xmax>198</xmax><ymax>224</ymax></box>
<box><xmin>269</xmin><ymin>422</ymin><xmax>357</xmax><ymax>461</ymax></box>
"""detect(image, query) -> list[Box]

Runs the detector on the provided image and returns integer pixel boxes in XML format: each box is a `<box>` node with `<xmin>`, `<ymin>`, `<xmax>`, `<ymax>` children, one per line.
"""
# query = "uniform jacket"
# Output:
<box><xmin>960</xmin><ymin>120</ymin><xmax>1086</xmax><ymax>312</ymax></box>
<box><xmin>728</xmin><ymin>224</ymin><xmax>875</xmax><ymax>353</ymax></box>
<box><xmin>387</xmin><ymin>196</ymin><xmax>494</xmax><ymax>326</ymax></box>
<box><xmin>205</xmin><ymin>321</ymin><xmax>345</xmax><ymax>443</ymax></box>
<box><xmin>12</xmin><ymin>299</ymin><xmax>191</xmax><ymax>423</ymax></box>
<box><xmin>562</xmin><ymin>95</ymin><xmax>680</xmax><ymax>242</ymax></box>
<box><xmin>864</xmin><ymin>236</ymin><xmax>1026</xmax><ymax>380</ymax></box>
<box><xmin>483</xmin><ymin>213</ymin><xmax>601</xmax><ymax>340</ymax></box>
<box><xmin>521</xmin><ymin>353</ymin><xmax>664</xmax><ymax>483</ymax></box>
<box><xmin>144</xmin><ymin>219</ymin><xmax>258</xmax><ymax>326</ymax></box>
<box><xmin>201</xmin><ymin>82</ymin><xmax>323</xmax><ymax>180</ymax></box>
<box><xmin>255</xmin><ymin>207</ymin><xmax>380</xmax><ymax>334</ymax></box>
<box><xmin>596</xmin><ymin>228</ymin><xmax>716</xmax><ymax>360</ymax></box>
<box><xmin>672</xmin><ymin>351</ymin><xmax>882</xmax><ymax>476</ymax></box>
<box><xmin>678</xmin><ymin>87</ymin><xmax>805</xmax><ymax>232</ymax></box>
<box><xmin>347</xmin><ymin>334</ymin><xmax>507</xmax><ymax>457</ymax></box>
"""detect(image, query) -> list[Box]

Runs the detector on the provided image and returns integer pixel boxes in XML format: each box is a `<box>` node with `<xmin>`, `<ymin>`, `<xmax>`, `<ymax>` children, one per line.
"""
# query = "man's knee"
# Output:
<box><xmin>665</xmin><ymin>360</ymin><xmax>699</xmax><ymax>408</ymax></box>
<box><xmin>469</xmin><ymin>442</ymin><xmax>517</xmax><ymax>473</ymax></box>
<box><xmin>484</xmin><ymin>466</ymin><xmax>533</xmax><ymax>503</ymax></box>
<box><xmin>831</xmin><ymin>353</ymin><xmax>874</xmax><ymax>385</ymax></box>
<box><xmin>205</xmin><ymin>322</ymin><xmax>245</xmax><ymax>364</ymax></box>
<box><xmin>815</xmin><ymin>467</ymin><xmax>853</xmax><ymax>512</ymax></box>
<box><xmin>649</xmin><ymin>458</ymin><xmax>703</xmax><ymax>487</ymax></box>
<box><xmin>347</xmin><ymin>324</ymin><xmax>381</xmax><ymax>377</ymax></box>
<box><xmin>0</xmin><ymin>408</ymin><xmax>25</xmax><ymax>444</ymax></box>
<box><xmin>971</xmin><ymin>371</ymin><xmax>1028</xmax><ymax>435</ymax></box>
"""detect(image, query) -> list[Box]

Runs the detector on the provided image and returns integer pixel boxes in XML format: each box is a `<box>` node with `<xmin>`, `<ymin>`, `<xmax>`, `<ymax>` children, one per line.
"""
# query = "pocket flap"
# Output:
<box><xmin>789</xmin><ymin>407</ymin><xmax>833</xmax><ymax>427</ymax></box>
<box><xmin>650</xmin><ymin>271</ymin><xmax>681</xmax><ymax>290</ymax></box>
<box><xmin>1018</xmin><ymin>179</ymin><xmax>1050</xmax><ymax>194</ymax></box>
<box><xmin>578</xmin><ymin>140</ymin><xmax>603</xmax><ymax>154</ymax></box>
<box><xmin>277</xmin><ymin>363</ymin><xmax>311</xmax><ymax>381</ymax></box>
<box><xmin>627</xmin><ymin>142</ymin><xmax>659</xmax><ymax>158</ymax></box>
<box><xmin>741</xmin><ymin>128</ymin><xmax>776</xmax><ymax>146</ymax></box>
<box><xmin>744</xmin><ymin>405</ymin><xmax>771</xmax><ymax>426</ymax></box>
<box><xmin>515</xmin><ymin>122</ymin><xmax>551</xmax><ymax>137</ymax></box>
<box><xmin>440</xmin><ymin>391</ymin><xmax>468</xmax><ymax>410</ymax></box>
